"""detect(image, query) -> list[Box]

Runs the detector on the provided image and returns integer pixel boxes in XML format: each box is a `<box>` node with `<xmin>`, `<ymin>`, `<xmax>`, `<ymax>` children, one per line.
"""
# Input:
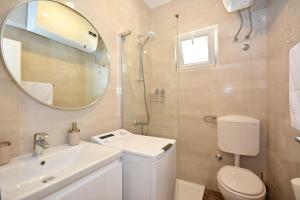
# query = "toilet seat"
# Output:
<box><xmin>217</xmin><ymin>166</ymin><xmax>266</xmax><ymax>198</ymax></box>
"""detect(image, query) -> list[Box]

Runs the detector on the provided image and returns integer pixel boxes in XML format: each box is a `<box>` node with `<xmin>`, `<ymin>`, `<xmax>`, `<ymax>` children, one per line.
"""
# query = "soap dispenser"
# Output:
<box><xmin>68</xmin><ymin>122</ymin><xmax>80</xmax><ymax>146</ymax></box>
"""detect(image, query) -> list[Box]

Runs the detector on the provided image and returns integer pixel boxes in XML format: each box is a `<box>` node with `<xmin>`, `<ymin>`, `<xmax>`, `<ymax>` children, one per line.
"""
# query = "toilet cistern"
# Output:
<box><xmin>217</xmin><ymin>115</ymin><xmax>260</xmax><ymax>167</ymax></box>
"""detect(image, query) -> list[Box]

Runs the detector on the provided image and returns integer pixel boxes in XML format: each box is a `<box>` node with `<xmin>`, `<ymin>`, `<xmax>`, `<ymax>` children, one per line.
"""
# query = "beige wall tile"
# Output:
<box><xmin>211</xmin><ymin>63</ymin><xmax>267</xmax><ymax>90</ymax></box>
<box><xmin>267</xmin><ymin>153</ymin><xmax>286</xmax><ymax>200</ymax></box>
<box><xmin>0</xmin><ymin>79</ymin><xmax>19</xmax><ymax>155</ymax></box>
<box><xmin>179</xmin><ymin>69</ymin><xmax>211</xmax><ymax>92</ymax></box>
<box><xmin>211</xmin><ymin>89</ymin><xmax>267</xmax><ymax>119</ymax></box>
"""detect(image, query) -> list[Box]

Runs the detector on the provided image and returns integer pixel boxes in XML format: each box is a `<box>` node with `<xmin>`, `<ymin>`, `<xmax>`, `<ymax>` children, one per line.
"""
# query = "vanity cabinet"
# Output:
<box><xmin>42</xmin><ymin>160</ymin><xmax>122</xmax><ymax>200</ymax></box>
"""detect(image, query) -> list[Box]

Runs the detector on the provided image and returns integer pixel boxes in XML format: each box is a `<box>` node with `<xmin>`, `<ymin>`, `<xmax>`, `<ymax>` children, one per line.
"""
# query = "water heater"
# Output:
<box><xmin>27</xmin><ymin>1</ymin><xmax>98</xmax><ymax>52</ymax></box>
<box><xmin>223</xmin><ymin>0</ymin><xmax>254</xmax><ymax>12</ymax></box>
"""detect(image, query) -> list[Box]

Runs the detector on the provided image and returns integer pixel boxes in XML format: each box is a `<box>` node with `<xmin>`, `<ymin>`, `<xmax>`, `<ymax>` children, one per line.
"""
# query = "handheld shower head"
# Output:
<box><xmin>147</xmin><ymin>31</ymin><xmax>156</xmax><ymax>38</ymax></box>
<box><xmin>139</xmin><ymin>31</ymin><xmax>156</xmax><ymax>46</ymax></box>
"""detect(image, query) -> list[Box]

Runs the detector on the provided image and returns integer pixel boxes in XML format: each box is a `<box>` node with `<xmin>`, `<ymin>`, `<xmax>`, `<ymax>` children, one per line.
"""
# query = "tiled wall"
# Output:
<box><xmin>149</xmin><ymin>0</ymin><xmax>268</xmax><ymax>191</ymax></box>
<box><xmin>0</xmin><ymin>0</ymin><xmax>150</xmax><ymax>156</ymax></box>
<box><xmin>267</xmin><ymin>0</ymin><xmax>300</xmax><ymax>199</ymax></box>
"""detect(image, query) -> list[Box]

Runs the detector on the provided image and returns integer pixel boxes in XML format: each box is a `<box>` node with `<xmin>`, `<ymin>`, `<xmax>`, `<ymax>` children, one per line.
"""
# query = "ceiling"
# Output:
<box><xmin>143</xmin><ymin>0</ymin><xmax>268</xmax><ymax>9</ymax></box>
<box><xmin>143</xmin><ymin>0</ymin><xmax>171</xmax><ymax>8</ymax></box>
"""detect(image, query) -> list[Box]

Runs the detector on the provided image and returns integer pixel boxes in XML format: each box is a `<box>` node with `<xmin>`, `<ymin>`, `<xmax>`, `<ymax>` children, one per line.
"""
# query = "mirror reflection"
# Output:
<box><xmin>1</xmin><ymin>0</ymin><xmax>110</xmax><ymax>109</ymax></box>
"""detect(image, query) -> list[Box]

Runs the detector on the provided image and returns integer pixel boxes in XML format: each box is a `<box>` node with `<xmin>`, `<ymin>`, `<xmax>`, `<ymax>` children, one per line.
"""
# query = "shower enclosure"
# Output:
<box><xmin>120</xmin><ymin>14</ymin><xmax>180</xmax><ymax>199</ymax></box>
<box><xmin>120</xmin><ymin>30</ymin><xmax>151</xmax><ymax>135</ymax></box>
<box><xmin>120</xmin><ymin>22</ymin><xmax>179</xmax><ymax>139</ymax></box>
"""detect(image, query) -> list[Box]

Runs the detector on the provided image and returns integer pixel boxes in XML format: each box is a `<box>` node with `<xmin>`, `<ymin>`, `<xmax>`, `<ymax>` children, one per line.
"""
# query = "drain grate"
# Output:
<box><xmin>42</xmin><ymin>176</ymin><xmax>56</xmax><ymax>183</ymax></box>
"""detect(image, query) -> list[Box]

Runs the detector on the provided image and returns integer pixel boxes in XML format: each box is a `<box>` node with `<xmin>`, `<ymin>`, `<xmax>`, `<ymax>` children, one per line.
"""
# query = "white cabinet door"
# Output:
<box><xmin>122</xmin><ymin>154</ymin><xmax>151</xmax><ymax>200</ymax></box>
<box><xmin>42</xmin><ymin>160</ymin><xmax>122</xmax><ymax>200</ymax></box>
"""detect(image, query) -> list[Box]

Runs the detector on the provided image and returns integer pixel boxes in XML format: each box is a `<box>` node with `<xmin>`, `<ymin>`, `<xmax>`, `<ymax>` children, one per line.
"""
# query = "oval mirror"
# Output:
<box><xmin>1</xmin><ymin>0</ymin><xmax>110</xmax><ymax>110</ymax></box>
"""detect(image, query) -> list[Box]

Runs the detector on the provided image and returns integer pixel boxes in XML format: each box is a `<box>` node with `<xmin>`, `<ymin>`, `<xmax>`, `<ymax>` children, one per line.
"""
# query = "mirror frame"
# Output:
<box><xmin>0</xmin><ymin>0</ymin><xmax>111</xmax><ymax>110</ymax></box>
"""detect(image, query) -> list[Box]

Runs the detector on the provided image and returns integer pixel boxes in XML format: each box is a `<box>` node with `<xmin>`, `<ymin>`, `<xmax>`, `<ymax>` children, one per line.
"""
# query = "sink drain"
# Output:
<box><xmin>42</xmin><ymin>176</ymin><xmax>56</xmax><ymax>183</ymax></box>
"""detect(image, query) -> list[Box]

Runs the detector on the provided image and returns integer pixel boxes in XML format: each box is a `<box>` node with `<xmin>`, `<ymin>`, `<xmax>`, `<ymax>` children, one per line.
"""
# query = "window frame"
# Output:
<box><xmin>178</xmin><ymin>25</ymin><xmax>218</xmax><ymax>71</ymax></box>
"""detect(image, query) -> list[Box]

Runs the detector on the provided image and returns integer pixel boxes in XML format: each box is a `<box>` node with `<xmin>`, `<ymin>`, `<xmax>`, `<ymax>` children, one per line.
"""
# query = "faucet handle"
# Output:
<box><xmin>43</xmin><ymin>141</ymin><xmax>49</xmax><ymax>149</ymax></box>
<box><xmin>34</xmin><ymin>132</ymin><xmax>49</xmax><ymax>141</ymax></box>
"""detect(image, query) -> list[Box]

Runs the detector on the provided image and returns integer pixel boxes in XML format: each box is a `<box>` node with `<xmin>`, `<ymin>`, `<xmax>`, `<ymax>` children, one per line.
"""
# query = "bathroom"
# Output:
<box><xmin>0</xmin><ymin>0</ymin><xmax>299</xmax><ymax>199</ymax></box>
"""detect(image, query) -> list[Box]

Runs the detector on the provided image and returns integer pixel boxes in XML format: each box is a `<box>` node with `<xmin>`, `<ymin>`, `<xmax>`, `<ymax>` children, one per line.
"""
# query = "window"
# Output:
<box><xmin>178</xmin><ymin>26</ymin><xmax>218</xmax><ymax>71</ymax></box>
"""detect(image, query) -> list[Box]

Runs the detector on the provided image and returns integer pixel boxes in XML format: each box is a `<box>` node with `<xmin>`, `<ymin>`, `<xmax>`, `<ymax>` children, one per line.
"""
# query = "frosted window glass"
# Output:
<box><xmin>181</xmin><ymin>36</ymin><xmax>209</xmax><ymax>65</ymax></box>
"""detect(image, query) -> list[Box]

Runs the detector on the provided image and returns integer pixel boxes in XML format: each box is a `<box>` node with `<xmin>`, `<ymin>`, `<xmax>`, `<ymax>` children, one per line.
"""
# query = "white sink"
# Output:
<box><xmin>0</xmin><ymin>141</ymin><xmax>121</xmax><ymax>200</ymax></box>
<box><xmin>292</xmin><ymin>178</ymin><xmax>300</xmax><ymax>200</ymax></box>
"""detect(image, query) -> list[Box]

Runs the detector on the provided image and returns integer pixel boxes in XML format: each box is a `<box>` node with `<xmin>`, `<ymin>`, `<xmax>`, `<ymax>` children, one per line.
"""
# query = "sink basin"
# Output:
<box><xmin>0</xmin><ymin>141</ymin><xmax>121</xmax><ymax>200</ymax></box>
<box><xmin>291</xmin><ymin>178</ymin><xmax>300</xmax><ymax>200</ymax></box>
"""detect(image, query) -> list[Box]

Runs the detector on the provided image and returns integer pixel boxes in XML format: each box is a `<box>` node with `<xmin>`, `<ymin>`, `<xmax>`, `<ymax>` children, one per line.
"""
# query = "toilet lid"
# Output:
<box><xmin>217</xmin><ymin>166</ymin><xmax>265</xmax><ymax>196</ymax></box>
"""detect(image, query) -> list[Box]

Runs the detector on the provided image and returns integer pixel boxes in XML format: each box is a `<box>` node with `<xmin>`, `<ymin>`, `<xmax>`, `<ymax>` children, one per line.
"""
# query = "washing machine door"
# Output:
<box><xmin>151</xmin><ymin>144</ymin><xmax>177</xmax><ymax>200</ymax></box>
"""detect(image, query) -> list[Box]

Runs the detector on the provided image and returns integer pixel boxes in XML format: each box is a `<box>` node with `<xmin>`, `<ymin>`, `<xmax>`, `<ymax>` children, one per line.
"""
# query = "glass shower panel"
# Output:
<box><xmin>147</xmin><ymin>19</ymin><xmax>179</xmax><ymax>141</ymax></box>
<box><xmin>121</xmin><ymin>33</ymin><xmax>152</xmax><ymax>135</ymax></box>
<box><xmin>121</xmin><ymin>26</ymin><xmax>179</xmax><ymax>139</ymax></box>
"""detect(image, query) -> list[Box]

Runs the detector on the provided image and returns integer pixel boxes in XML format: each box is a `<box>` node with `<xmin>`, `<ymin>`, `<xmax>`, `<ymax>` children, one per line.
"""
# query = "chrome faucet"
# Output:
<box><xmin>33</xmin><ymin>133</ymin><xmax>49</xmax><ymax>156</ymax></box>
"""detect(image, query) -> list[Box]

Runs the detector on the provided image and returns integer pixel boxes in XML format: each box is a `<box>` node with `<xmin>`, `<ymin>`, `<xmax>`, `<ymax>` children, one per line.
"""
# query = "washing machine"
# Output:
<box><xmin>90</xmin><ymin>129</ymin><xmax>176</xmax><ymax>200</ymax></box>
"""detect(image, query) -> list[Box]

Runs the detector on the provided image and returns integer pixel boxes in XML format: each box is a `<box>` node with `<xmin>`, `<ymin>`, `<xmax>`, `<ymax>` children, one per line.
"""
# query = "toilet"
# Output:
<box><xmin>216</xmin><ymin>115</ymin><xmax>266</xmax><ymax>200</ymax></box>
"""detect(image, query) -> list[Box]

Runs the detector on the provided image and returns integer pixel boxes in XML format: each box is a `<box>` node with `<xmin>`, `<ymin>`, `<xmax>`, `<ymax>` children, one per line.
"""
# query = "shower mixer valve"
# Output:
<box><xmin>133</xmin><ymin>121</ymin><xmax>148</xmax><ymax>126</ymax></box>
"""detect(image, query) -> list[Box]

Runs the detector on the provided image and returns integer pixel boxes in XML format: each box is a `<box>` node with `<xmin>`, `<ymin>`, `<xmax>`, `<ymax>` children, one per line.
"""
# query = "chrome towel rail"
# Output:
<box><xmin>295</xmin><ymin>136</ymin><xmax>300</xmax><ymax>144</ymax></box>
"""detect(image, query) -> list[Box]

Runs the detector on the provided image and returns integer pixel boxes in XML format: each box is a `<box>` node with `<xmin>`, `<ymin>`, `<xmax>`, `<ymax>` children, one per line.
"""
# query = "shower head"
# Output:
<box><xmin>139</xmin><ymin>31</ymin><xmax>156</xmax><ymax>46</ymax></box>
<box><xmin>147</xmin><ymin>31</ymin><xmax>156</xmax><ymax>38</ymax></box>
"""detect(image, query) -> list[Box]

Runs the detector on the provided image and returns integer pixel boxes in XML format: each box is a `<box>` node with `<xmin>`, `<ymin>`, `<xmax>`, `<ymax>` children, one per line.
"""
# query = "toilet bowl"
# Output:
<box><xmin>217</xmin><ymin>166</ymin><xmax>266</xmax><ymax>200</ymax></box>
